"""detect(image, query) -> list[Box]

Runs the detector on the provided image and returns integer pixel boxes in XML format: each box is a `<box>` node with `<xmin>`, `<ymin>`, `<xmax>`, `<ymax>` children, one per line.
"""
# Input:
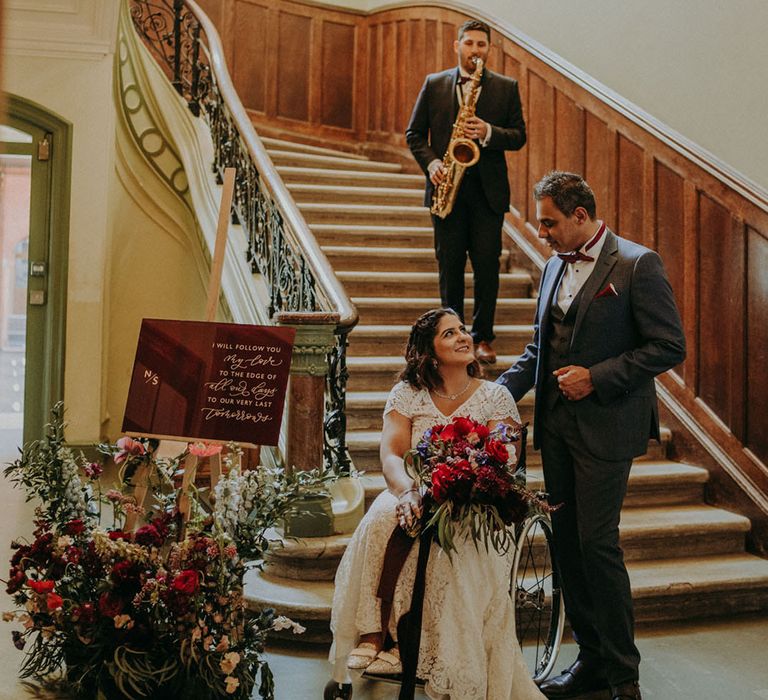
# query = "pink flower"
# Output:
<box><xmin>84</xmin><ymin>462</ymin><xmax>103</xmax><ymax>479</ymax></box>
<box><xmin>188</xmin><ymin>442</ymin><xmax>223</xmax><ymax>458</ymax></box>
<box><xmin>114</xmin><ymin>437</ymin><xmax>146</xmax><ymax>464</ymax></box>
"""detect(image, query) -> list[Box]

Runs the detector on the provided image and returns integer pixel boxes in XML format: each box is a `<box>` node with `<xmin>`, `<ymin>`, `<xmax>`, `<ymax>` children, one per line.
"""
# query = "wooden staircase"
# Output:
<box><xmin>244</xmin><ymin>136</ymin><xmax>768</xmax><ymax>642</ymax></box>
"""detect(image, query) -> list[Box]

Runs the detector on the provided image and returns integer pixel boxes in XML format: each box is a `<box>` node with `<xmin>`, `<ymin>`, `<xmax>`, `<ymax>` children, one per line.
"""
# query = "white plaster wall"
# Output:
<box><xmin>341</xmin><ymin>0</ymin><xmax>768</xmax><ymax>190</ymax></box>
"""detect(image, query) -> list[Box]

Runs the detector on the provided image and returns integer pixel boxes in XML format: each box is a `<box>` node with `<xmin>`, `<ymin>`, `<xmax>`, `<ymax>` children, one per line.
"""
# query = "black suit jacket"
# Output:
<box><xmin>405</xmin><ymin>67</ymin><xmax>526</xmax><ymax>214</ymax></box>
<box><xmin>497</xmin><ymin>231</ymin><xmax>686</xmax><ymax>461</ymax></box>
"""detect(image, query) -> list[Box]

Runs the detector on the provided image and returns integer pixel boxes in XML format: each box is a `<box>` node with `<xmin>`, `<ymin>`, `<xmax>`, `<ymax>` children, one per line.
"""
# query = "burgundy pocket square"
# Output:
<box><xmin>595</xmin><ymin>283</ymin><xmax>618</xmax><ymax>299</ymax></box>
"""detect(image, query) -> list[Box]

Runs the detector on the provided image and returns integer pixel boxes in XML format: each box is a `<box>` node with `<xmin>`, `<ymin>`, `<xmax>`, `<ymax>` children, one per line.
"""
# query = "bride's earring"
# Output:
<box><xmin>432</xmin><ymin>358</ymin><xmax>438</xmax><ymax>368</ymax></box>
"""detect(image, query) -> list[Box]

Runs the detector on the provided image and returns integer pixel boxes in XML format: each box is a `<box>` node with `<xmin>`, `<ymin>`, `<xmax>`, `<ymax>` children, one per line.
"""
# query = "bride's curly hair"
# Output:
<box><xmin>398</xmin><ymin>308</ymin><xmax>482</xmax><ymax>391</ymax></box>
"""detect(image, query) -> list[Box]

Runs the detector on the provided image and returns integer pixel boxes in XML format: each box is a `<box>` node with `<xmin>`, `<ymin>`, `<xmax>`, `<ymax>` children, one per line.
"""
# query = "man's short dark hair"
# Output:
<box><xmin>458</xmin><ymin>19</ymin><xmax>491</xmax><ymax>41</ymax></box>
<box><xmin>534</xmin><ymin>171</ymin><xmax>597</xmax><ymax>219</ymax></box>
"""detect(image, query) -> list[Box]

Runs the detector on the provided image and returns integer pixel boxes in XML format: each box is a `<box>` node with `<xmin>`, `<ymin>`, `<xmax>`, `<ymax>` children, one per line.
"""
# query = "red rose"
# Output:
<box><xmin>452</xmin><ymin>416</ymin><xmax>474</xmax><ymax>437</ymax></box>
<box><xmin>134</xmin><ymin>524</ymin><xmax>163</xmax><ymax>548</ymax></box>
<box><xmin>475</xmin><ymin>424</ymin><xmax>490</xmax><ymax>441</ymax></box>
<box><xmin>430</xmin><ymin>463</ymin><xmax>453</xmax><ymax>503</ymax></box>
<box><xmin>430</xmin><ymin>424</ymin><xmax>445</xmax><ymax>441</ymax></box>
<box><xmin>171</xmin><ymin>569</ymin><xmax>199</xmax><ymax>595</ymax></box>
<box><xmin>27</xmin><ymin>579</ymin><xmax>55</xmax><ymax>595</ymax></box>
<box><xmin>64</xmin><ymin>519</ymin><xmax>86</xmax><ymax>536</ymax></box>
<box><xmin>438</xmin><ymin>424</ymin><xmax>456</xmax><ymax>442</ymax></box>
<box><xmin>108</xmin><ymin>530</ymin><xmax>131</xmax><ymax>541</ymax></box>
<box><xmin>98</xmin><ymin>591</ymin><xmax>124</xmax><ymax>618</ymax></box>
<box><xmin>46</xmin><ymin>592</ymin><xmax>64</xmax><ymax>611</ymax></box>
<box><xmin>485</xmin><ymin>439</ymin><xmax>509</xmax><ymax>465</ymax></box>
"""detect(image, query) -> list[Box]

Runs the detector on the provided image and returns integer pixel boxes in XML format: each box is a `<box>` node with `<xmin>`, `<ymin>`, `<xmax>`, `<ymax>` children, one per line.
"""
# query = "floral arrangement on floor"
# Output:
<box><xmin>405</xmin><ymin>415</ymin><xmax>556</xmax><ymax>556</ymax></box>
<box><xmin>2</xmin><ymin>404</ymin><xmax>334</xmax><ymax>699</ymax></box>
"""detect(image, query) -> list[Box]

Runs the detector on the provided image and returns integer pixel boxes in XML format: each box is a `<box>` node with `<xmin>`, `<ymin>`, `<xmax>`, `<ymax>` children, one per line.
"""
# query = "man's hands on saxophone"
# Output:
<box><xmin>428</xmin><ymin>117</ymin><xmax>489</xmax><ymax>185</ymax></box>
<box><xmin>462</xmin><ymin>116</ymin><xmax>490</xmax><ymax>141</ymax></box>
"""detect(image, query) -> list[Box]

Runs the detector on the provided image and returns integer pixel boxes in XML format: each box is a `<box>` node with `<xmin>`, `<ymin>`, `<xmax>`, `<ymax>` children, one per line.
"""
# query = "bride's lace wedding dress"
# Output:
<box><xmin>330</xmin><ymin>380</ymin><xmax>545</xmax><ymax>700</ymax></box>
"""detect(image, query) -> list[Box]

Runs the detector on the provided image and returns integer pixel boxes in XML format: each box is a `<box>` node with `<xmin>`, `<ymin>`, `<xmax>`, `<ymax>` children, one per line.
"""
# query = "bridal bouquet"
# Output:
<box><xmin>2</xmin><ymin>404</ymin><xmax>332</xmax><ymax>699</ymax></box>
<box><xmin>405</xmin><ymin>415</ymin><xmax>555</xmax><ymax>556</ymax></box>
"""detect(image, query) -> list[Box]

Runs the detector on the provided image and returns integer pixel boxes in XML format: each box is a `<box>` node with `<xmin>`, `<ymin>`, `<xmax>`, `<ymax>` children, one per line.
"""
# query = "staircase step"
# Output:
<box><xmin>348</xmin><ymin>323</ymin><xmax>533</xmax><ymax>357</ymax></box>
<box><xmin>277</xmin><ymin>166</ymin><xmax>424</xmax><ymax>189</ymax></box>
<box><xmin>262</xmin><ymin>137</ymin><xmax>370</xmax><ymax>160</ymax></box>
<box><xmin>312</xmin><ymin>224</ymin><xmax>433</xmax><ymax>247</ymax></box>
<box><xmin>352</xmin><ymin>297</ymin><xmax>537</xmax><ymax>326</ymax></box>
<box><xmin>629</xmin><ymin>553</ymin><xmax>768</xmax><ymax>621</ymax></box>
<box><xmin>299</xmin><ymin>202</ymin><xmax>431</xmax><ymax>226</ymax></box>
<box><xmin>338</xmin><ymin>270</ymin><xmax>532</xmax><ymax>298</ymax></box>
<box><xmin>244</xmin><ymin>549</ymin><xmax>768</xmax><ymax>644</ymax></box>
<box><xmin>269</xmin><ymin>150</ymin><xmax>402</xmax><ymax>172</ymax></box>
<box><xmin>289</xmin><ymin>183</ymin><xmax>423</xmax><ymax>206</ymax></box>
<box><xmin>323</xmin><ymin>245</ymin><xmax>437</xmax><ymax>273</ymax></box>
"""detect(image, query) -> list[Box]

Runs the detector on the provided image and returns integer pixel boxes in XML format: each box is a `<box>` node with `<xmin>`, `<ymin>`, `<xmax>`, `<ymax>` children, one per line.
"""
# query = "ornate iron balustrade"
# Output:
<box><xmin>129</xmin><ymin>0</ymin><xmax>355</xmax><ymax>473</ymax></box>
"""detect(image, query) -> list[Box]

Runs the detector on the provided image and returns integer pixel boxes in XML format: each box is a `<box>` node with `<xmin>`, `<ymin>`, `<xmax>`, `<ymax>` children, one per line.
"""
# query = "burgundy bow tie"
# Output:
<box><xmin>557</xmin><ymin>250</ymin><xmax>594</xmax><ymax>264</ymax></box>
<box><xmin>557</xmin><ymin>221</ymin><xmax>607</xmax><ymax>264</ymax></box>
<box><xmin>458</xmin><ymin>75</ymin><xmax>471</xmax><ymax>85</ymax></box>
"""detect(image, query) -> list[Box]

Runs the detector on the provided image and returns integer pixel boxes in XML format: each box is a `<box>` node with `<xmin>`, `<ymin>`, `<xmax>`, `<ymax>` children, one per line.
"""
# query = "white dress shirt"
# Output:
<box><xmin>556</xmin><ymin>222</ymin><xmax>607</xmax><ymax>313</ymax></box>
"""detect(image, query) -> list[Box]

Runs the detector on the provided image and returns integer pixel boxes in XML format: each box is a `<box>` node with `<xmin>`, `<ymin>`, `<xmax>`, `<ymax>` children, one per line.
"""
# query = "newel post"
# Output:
<box><xmin>276</xmin><ymin>312</ymin><xmax>339</xmax><ymax>472</ymax></box>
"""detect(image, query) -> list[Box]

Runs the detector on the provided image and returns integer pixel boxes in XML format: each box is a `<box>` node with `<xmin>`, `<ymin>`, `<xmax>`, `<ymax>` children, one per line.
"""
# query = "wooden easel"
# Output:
<box><xmin>125</xmin><ymin>168</ymin><xmax>241</xmax><ymax>532</ymax></box>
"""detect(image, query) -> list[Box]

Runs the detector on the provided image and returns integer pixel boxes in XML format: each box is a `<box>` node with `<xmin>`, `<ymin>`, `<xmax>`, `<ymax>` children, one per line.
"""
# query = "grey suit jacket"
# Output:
<box><xmin>496</xmin><ymin>230</ymin><xmax>686</xmax><ymax>461</ymax></box>
<box><xmin>405</xmin><ymin>67</ymin><xmax>526</xmax><ymax>215</ymax></box>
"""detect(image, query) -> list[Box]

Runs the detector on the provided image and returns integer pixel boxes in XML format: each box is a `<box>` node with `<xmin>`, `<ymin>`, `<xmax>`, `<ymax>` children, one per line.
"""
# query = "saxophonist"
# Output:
<box><xmin>406</xmin><ymin>19</ymin><xmax>526</xmax><ymax>364</ymax></box>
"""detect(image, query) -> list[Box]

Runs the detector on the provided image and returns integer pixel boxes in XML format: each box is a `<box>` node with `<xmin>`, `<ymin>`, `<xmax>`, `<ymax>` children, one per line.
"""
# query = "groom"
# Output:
<box><xmin>497</xmin><ymin>172</ymin><xmax>686</xmax><ymax>700</ymax></box>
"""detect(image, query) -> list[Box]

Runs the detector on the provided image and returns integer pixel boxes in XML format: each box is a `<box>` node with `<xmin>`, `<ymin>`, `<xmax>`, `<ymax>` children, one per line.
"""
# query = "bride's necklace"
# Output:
<box><xmin>431</xmin><ymin>378</ymin><xmax>472</xmax><ymax>401</ymax></box>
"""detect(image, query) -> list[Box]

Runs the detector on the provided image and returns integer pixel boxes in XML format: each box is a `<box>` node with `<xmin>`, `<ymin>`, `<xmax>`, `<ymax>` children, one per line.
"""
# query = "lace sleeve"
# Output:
<box><xmin>488</xmin><ymin>383</ymin><xmax>521</xmax><ymax>424</ymax></box>
<box><xmin>383</xmin><ymin>381</ymin><xmax>417</xmax><ymax>419</ymax></box>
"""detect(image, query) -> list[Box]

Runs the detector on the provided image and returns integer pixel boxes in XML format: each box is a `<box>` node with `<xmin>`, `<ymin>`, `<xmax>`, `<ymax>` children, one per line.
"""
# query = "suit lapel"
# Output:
<box><xmin>539</xmin><ymin>257</ymin><xmax>565</xmax><ymax>327</ymax></box>
<box><xmin>571</xmin><ymin>230</ymin><xmax>619</xmax><ymax>345</ymax></box>
<box><xmin>449</xmin><ymin>68</ymin><xmax>461</xmax><ymax>122</ymax></box>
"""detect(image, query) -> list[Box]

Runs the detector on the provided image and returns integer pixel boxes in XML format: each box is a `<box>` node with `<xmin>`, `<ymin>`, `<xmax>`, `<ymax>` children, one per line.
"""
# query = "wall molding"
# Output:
<box><xmin>5</xmin><ymin>0</ymin><xmax>119</xmax><ymax>59</ymax></box>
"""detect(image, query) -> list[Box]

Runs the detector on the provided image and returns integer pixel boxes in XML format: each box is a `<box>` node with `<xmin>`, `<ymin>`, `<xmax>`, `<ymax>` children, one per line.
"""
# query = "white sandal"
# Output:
<box><xmin>347</xmin><ymin>642</ymin><xmax>379</xmax><ymax>670</ymax></box>
<box><xmin>366</xmin><ymin>646</ymin><xmax>402</xmax><ymax>675</ymax></box>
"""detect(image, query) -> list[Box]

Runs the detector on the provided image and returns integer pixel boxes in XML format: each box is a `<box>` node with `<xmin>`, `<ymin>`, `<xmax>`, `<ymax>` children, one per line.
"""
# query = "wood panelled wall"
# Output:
<box><xmin>198</xmin><ymin>0</ymin><xmax>768</xmax><ymax>507</ymax></box>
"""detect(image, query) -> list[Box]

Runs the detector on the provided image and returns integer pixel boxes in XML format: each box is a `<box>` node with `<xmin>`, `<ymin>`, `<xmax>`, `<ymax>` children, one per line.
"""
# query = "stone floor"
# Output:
<box><xmin>266</xmin><ymin>614</ymin><xmax>768</xmax><ymax>699</ymax></box>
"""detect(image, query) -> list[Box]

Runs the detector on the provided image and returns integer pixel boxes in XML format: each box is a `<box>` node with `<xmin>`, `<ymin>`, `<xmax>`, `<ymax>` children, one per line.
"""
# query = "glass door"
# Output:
<box><xmin>0</xmin><ymin>126</ymin><xmax>33</xmax><ymax>458</ymax></box>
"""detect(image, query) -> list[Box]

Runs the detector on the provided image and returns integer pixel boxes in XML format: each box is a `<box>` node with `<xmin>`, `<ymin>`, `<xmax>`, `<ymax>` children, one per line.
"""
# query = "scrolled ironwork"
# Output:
<box><xmin>324</xmin><ymin>333</ymin><xmax>352</xmax><ymax>473</ymax></box>
<box><xmin>129</xmin><ymin>0</ymin><xmax>355</xmax><ymax>474</ymax></box>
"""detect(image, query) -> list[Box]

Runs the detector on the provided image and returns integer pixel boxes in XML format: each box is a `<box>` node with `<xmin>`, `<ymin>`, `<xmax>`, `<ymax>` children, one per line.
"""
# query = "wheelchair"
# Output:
<box><xmin>324</xmin><ymin>509</ymin><xmax>564</xmax><ymax>699</ymax></box>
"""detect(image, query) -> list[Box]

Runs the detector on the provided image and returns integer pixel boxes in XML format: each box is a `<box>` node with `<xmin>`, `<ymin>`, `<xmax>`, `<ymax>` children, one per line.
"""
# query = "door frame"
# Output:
<box><xmin>2</xmin><ymin>94</ymin><xmax>72</xmax><ymax>442</ymax></box>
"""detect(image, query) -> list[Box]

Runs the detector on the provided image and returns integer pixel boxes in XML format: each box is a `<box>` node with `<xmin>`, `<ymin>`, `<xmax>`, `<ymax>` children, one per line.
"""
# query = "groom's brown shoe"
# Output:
<box><xmin>539</xmin><ymin>659</ymin><xmax>610</xmax><ymax>698</ymax></box>
<box><xmin>474</xmin><ymin>341</ymin><xmax>496</xmax><ymax>364</ymax></box>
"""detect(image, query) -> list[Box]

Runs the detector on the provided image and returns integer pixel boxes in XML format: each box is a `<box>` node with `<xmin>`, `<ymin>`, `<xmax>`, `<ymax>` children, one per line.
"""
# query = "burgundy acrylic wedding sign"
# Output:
<box><xmin>122</xmin><ymin>319</ymin><xmax>295</xmax><ymax>446</ymax></box>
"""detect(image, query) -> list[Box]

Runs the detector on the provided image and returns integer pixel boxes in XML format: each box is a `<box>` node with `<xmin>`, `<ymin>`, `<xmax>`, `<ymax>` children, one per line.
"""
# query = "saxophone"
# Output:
<box><xmin>430</xmin><ymin>57</ymin><xmax>484</xmax><ymax>219</ymax></box>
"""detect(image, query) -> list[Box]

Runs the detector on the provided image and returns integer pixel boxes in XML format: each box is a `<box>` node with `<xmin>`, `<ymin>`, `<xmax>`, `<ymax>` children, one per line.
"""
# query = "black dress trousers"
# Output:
<box><xmin>431</xmin><ymin>170</ymin><xmax>503</xmax><ymax>344</ymax></box>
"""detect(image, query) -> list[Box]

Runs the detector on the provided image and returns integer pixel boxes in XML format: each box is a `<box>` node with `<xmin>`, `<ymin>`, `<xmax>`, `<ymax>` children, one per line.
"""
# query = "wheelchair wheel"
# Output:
<box><xmin>511</xmin><ymin>512</ymin><xmax>565</xmax><ymax>683</ymax></box>
<box><xmin>323</xmin><ymin>680</ymin><xmax>353</xmax><ymax>699</ymax></box>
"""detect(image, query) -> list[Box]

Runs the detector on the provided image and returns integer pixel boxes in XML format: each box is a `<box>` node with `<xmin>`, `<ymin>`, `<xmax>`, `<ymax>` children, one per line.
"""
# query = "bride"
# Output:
<box><xmin>327</xmin><ymin>309</ymin><xmax>545</xmax><ymax>700</ymax></box>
